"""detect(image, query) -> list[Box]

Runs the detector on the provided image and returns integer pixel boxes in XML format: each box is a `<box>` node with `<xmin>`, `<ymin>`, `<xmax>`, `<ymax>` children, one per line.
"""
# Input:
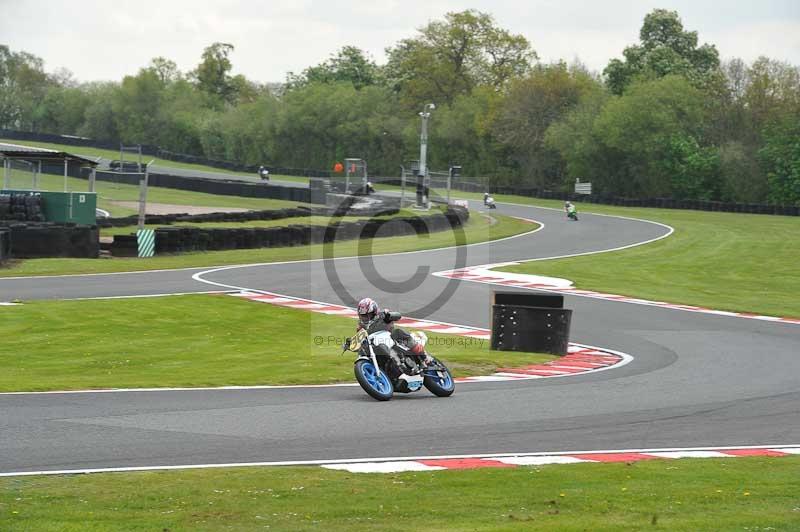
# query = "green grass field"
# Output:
<box><xmin>0</xmin><ymin>294</ymin><xmax>552</xmax><ymax>392</ymax></box>
<box><xmin>1</xmin><ymin>456</ymin><xmax>797</xmax><ymax>531</ymax></box>
<box><xmin>0</xmin><ymin>137</ymin><xmax>309</xmax><ymax>184</ymax></box>
<box><xmin>3</xmin><ymin>167</ymin><xmax>312</xmax><ymax>217</ymax></box>
<box><xmin>0</xmin><ymin>212</ymin><xmax>533</xmax><ymax>277</ymax></box>
<box><xmin>5</xmin><ymin>139</ymin><xmax>799</xmax><ymax>529</ymax></box>
<box><xmin>492</xmin><ymin>200</ymin><xmax>800</xmax><ymax>318</ymax></box>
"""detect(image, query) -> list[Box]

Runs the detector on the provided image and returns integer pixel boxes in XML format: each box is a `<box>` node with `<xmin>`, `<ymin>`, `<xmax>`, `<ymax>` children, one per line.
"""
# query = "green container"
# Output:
<box><xmin>1</xmin><ymin>189</ymin><xmax>97</xmax><ymax>225</ymax></box>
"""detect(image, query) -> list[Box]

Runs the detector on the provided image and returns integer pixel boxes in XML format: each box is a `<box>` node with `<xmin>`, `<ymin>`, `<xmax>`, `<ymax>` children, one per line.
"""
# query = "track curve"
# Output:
<box><xmin>1</xmin><ymin>199</ymin><xmax>798</xmax><ymax>474</ymax></box>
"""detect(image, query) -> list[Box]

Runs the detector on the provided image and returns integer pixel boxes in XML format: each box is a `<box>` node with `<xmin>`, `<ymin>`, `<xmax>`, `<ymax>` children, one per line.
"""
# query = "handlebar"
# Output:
<box><xmin>384</xmin><ymin>311</ymin><xmax>402</xmax><ymax>323</ymax></box>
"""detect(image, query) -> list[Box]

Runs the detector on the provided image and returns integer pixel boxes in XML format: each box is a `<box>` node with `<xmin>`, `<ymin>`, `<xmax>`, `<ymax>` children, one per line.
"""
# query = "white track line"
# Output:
<box><xmin>2</xmin><ymin>444</ymin><xmax>797</xmax><ymax>478</ymax></box>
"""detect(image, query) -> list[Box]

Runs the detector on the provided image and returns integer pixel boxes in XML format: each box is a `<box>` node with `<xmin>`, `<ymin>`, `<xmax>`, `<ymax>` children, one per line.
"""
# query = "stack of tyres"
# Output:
<box><xmin>24</xmin><ymin>195</ymin><xmax>45</xmax><ymax>222</ymax></box>
<box><xmin>110</xmin><ymin>234</ymin><xmax>139</xmax><ymax>257</ymax></box>
<box><xmin>0</xmin><ymin>193</ymin><xmax>46</xmax><ymax>222</ymax></box>
<box><xmin>0</xmin><ymin>228</ymin><xmax>9</xmax><ymax>262</ymax></box>
<box><xmin>0</xmin><ymin>194</ymin><xmax>10</xmax><ymax>220</ymax></box>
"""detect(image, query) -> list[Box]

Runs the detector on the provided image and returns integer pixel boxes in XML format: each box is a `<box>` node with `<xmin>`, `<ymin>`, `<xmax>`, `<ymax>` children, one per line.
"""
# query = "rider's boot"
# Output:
<box><xmin>411</xmin><ymin>343</ymin><xmax>433</xmax><ymax>366</ymax></box>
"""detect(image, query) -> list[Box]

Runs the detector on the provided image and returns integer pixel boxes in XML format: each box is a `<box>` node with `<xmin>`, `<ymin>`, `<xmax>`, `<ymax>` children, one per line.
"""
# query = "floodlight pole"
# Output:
<box><xmin>447</xmin><ymin>167</ymin><xmax>452</xmax><ymax>204</ymax></box>
<box><xmin>137</xmin><ymin>160</ymin><xmax>155</xmax><ymax>231</ymax></box>
<box><xmin>418</xmin><ymin>103</ymin><xmax>435</xmax><ymax>208</ymax></box>
<box><xmin>89</xmin><ymin>157</ymin><xmax>101</xmax><ymax>192</ymax></box>
<box><xmin>399</xmin><ymin>165</ymin><xmax>406</xmax><ymax>207</ymax></box>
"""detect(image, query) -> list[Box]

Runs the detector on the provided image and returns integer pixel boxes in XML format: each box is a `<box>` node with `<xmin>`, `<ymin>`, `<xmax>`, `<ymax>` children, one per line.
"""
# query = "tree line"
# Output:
<box><xmin>1</xmin><ymin>9</ymin><xmax>798</xmax><ymax>205</ymax></box>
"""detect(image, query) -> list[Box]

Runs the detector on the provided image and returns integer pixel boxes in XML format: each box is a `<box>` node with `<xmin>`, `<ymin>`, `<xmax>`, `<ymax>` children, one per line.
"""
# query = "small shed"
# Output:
<box><xmin>0</xmin><ymin>141</ymin><xmax>100</xmax><ymax>191</ymax></box>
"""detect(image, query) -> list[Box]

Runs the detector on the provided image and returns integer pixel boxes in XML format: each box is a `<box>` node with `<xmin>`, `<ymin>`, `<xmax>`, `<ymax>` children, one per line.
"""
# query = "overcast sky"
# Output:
<box><xmin>2</xmin><ymin>0</ymin><xmax>798</xmax><ymax>83</ymax></box>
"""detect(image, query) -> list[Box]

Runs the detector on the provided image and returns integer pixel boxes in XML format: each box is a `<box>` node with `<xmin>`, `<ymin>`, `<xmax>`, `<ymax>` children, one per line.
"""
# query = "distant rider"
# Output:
<box><xmin>565</xmin><ymin>201</ymin><xmax>577</xmax><ymax>217</ymax></box>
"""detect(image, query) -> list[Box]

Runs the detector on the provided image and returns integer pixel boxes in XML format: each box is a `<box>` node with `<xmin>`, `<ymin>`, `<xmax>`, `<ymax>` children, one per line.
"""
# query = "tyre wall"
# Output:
<box><xmin>0</xmin><ymin>229</ymin><xmax>9</xmax><ymax>263</ymax></box>
<box><xmin>1</xmin><ymin>223</ymin><xmax>99</xmax><ymax>258</ymax></box>
<box><xmin>111</xmin><ymin>207</ymin><xmax>469</xmax><ymax>256</ymax></box>
<box><xmin>98</xmin><ymin>205</ymin><xmax>400</xmax><ymax>229</ymax></box>
<box><xmin>90</xmin><ymin>171</ymin><xmax>316</xmax><ymax>204</ymax></box>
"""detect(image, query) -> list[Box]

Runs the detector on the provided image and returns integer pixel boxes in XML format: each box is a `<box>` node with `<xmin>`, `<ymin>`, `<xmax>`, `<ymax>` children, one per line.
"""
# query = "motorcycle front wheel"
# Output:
<box><xmin>354</xmin><ymin>359</ymin><xmax>394</xmax><ymax>401</ymax></box>
<box><xmin>423</xmin><ymin>358</ymin><xmax>455</xmax><ymax>397</ymax></box>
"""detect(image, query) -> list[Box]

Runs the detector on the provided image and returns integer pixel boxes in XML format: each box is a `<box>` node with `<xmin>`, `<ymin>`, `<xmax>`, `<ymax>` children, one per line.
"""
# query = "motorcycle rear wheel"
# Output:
<box><xmin>354</xmin><ymin>359</ymin><xmax>394</xmax><ymax>401</ymax></box>
<box><xmin>423</xmin><ymin>359</ymin><xmax>455</xmax><ymax>397</ymax></box>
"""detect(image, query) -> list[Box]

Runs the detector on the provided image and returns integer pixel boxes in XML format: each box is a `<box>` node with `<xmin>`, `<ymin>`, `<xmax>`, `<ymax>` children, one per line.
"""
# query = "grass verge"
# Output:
<box><xmin>491</xmin><ymin>199</ymin><xmax>800</xmax><ymax>318</ymax></box>
<box><xmin>3</xmin><ymin>168</ymin><xmax>312</xmax><ymax>217</ymax></box>
<box><xmin>0</xmin><ymin>137</ymin><xmax>307</xmax><ymax>184</ymax></box>
<box><xmin>1</xmin><ymin>456</ymin><xmax>798</xmax><ymax>530</ymax></box>
<box><xmin>0</xmin><ymin>294</ymin><xmax>551</xmax><ymax>392</ymax></box>
<box><xmin>0</xmin><ymin>212</ymin><xmax>533</xmax><ymax>277</ymax></box>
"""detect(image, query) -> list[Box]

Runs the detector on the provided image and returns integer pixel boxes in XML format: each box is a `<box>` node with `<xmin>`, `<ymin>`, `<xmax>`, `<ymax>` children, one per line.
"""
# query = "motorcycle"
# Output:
<box><xmin>485</xmin><ymin>196</ymin><xmax>497</xmax><ymax>209</ymax></box>
<box><xmin>343</xmin><ymin>317</ymin><xmax>455</xmax><ymax>401</ymax></box>
<box><xmin>567</xmin><ymin>210</ymin><xmax>578</xmax><ymax>221</ymax></box>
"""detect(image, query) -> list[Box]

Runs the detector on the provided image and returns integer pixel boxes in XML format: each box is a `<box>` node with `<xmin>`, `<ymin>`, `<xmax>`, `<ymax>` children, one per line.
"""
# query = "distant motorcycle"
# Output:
<box><xmin>258</xmin><ymin>166</ymin><xmax>270</xmax><ymax>181</ymax></box>
<box><xmin>565</xmin><ymin>202</ymin><xmax>578</xmax><ymax>221</ymax></box>
<box><xmin>343</xmin><ymin>315</ymin><xmax>455</xmax><ymax>401</ymax></box>
<box><xmin>485</xmin><ymin>196</ymin><xmax>497</xmax><ymax>209</ymax></box>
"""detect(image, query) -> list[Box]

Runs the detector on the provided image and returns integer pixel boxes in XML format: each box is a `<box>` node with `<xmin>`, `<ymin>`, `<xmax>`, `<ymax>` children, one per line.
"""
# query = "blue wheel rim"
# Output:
<box><xmin>362</xmin><ymin>362</ymin><xmax>391</xmax><ymax>394</ymax></box>
<box><xmin>425</xmin><ymin>369</ymin><xmax>453</xmax><ymax>390</ymax></box>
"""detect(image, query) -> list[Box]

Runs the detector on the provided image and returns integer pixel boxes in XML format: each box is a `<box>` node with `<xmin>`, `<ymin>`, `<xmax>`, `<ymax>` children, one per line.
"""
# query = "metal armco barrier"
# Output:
<box><xmin>491</xmin><ymin>292</ymin><xmax>572</xmax><ymax>355</ymax></box>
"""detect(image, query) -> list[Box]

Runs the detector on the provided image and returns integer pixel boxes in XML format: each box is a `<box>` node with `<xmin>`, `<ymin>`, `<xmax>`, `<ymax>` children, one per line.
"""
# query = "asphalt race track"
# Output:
<box><xmin>1</xmin><ymin>199</ymin><xmax>799</xmax><ymax>475</ymax></box>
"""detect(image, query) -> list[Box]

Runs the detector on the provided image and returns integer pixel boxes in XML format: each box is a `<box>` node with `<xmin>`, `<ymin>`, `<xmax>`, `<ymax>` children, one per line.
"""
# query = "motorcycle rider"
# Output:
<box><xmin>355</xmin><ymin>297</ymin><xmax>430</xmax><ymax>368</ymax></box>
<box><xmin>565</xmin><ymin>201</ymin><xmax>577</xmax><ymax>218</ymax></box>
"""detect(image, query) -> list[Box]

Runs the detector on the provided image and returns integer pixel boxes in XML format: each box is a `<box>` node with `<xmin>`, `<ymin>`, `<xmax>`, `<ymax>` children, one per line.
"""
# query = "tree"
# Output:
<box><xmin>708</xmin><ymin>57</ymin><xmax>800</xmax><ymax>201</ymax></box>
<box><xmin>545</xmin><ymin>91</ymin><xmax>615</xmax><ymax>192</ymax></box>
<box><xmin>604</xmin><ymin>9</ymin><xmax>719</xmax><ymax>95</ymax></box>
<box><xmin>148</xmin><ymin>57</ymin><xmax>181</xmax><ymax>84</ymax></box>
<box><xmin>112</xmin><ymin>68</ymin><xmax>166</xmax><ymax>144</ymax></box>
<box><xmin>36</xmin><ymin>85</ymin><xmax>90</xmax><ymax>134</ymax></box>
<box><xmin>192</xmin><ymin>42</ymin><xmax>236</xmax><ymax>105</ymax></box>
<box><xmin>426</xmin><ymin>87</ymin><xmax>506</xmax><ymax>180</ymax></box>
<box><xmin>384</xmin><ymin>10</ymin><xmax>535</xmax><ymax>106</ymax></box>
<box><xmin>78</xmin><ymin>82</ymin><xmax>121</xmax><ymax>141</ymax></box>
<box><xmin>760</xmin><ymin>113</ymin><xmax>800</xmax><ymax>205</ymax></box>
<box><xmin>718</xmin><ymin>141</ymin><xmax>767</xmax><ymax>203</ymax></box>
<box><xmin>494</xmin><ymin>62</ymin><xmax>601</xmax><ymax>188</ymax></box>
<box><xmin>743</xmin><ymin>57</ymin><xmax>800</xmax><ymax>130</ymax></box>
<box><xmin>0</xmin><ymin>45</ymin><xmax>50</xmax><ymax>130</ymax></box>
<box><xmin>287</xmin><ymin>46</ymin><xmax>380</xmax><ymax>90</ymax></box>
<box><xmin>594</xmin><ymin>76</ymin><xmax>712</xmax><ymax>197</ymax></box>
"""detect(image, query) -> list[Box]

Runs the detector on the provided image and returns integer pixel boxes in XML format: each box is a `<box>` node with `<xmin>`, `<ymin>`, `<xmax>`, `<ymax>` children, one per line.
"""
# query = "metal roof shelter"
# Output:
<box><xmin>1</xmin><ymin>142</ymin><xmax>100</xmax><ymax>191</ymax></box>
